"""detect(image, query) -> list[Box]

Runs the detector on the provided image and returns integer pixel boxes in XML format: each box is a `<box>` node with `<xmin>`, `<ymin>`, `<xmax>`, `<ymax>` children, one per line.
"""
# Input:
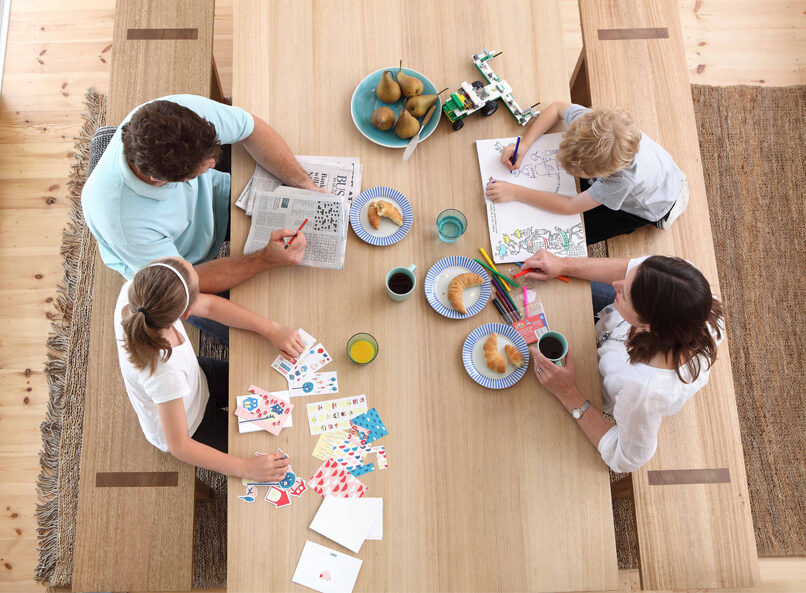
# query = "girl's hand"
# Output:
<box><xmin>266</xmin><ymin>324</ymin><xmax>305</xmax><ymax>360</ymax></box>
<box><xmin>500</xmin><ymin>144</ymin><xmax>525</xmax><ymax>170</ymax></box>
<box><xmin>522</xmin><ymin>249</ymin><xmax>565</xmax><ymax>280</ymax></box>
<box><xmin>529</xmin><ymin>345</ymin><xmax>578</xmax><ymax>402</ymax></box>
<box><xmin>485</xmin><ymin>179</ymin><xmax>520</xmax><ymax>203</ymax></box>
<box><xmin>244</xmin><ymin>452</ymin><xmax>290</xmax><ymax>482</ymax></box>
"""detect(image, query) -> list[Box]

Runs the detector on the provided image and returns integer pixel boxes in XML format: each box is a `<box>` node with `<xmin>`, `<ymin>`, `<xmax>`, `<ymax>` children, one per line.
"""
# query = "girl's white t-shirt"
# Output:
<box><xmin>594</xmin><ymin>256</ymin><xmax>723</xmax><ymax>473</ymax></box>
<box><xmin>114</xmin><ymin>281</ymin><xmax>210</xmax><ymax>452</ymax></box>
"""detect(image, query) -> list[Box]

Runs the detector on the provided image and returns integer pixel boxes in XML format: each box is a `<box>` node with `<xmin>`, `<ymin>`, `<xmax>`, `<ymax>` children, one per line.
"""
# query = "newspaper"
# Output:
<box><xmin>243</xmin><ymin>187</ymin><xmax>348</xmax><ymax>270</ymax></box>
<box><xmin>235</xmin><ymin>156</ymin><xmax>362</xmax><ymax>215</ymax></box>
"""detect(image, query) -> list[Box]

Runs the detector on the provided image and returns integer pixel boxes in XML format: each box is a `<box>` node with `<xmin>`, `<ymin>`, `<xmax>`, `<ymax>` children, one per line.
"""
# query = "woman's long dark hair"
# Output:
<box><xmin>627</xmin><ymin>256</ymin><xmax>723</xmax><ymax>382</ymax></box>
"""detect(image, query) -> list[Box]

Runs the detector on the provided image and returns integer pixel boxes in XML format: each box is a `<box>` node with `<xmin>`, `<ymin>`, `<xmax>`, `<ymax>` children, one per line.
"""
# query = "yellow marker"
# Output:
<box><xmin>479</xmin><ymin>247</ymin><xmax>511</xmax><ymax>290</ymax></box>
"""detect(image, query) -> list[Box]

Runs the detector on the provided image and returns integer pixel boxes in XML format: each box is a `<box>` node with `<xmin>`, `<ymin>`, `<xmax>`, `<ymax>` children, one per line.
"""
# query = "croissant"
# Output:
<box><xmin>367</xmin><ymin>201</ymin><xmax>380</xmax><ymax>229</ymax></box>
<box><xmin>483</xmin><ymin>333</ymin><xmax>506</xmax><ymax>374</ymax></box>
<box><xmin>448</xmin><ymin>272</ymin><xmax>484</xmax><ymax>314</ymax></box>
<box><xmin>375</xmin><ymin>200</ymin><xmax>403</xmax><ymax>226</ymax></box>
<box><xmin>505</xmin><ymin>344</ymin><xmax>524</xmax><ymax>368</ymax></box>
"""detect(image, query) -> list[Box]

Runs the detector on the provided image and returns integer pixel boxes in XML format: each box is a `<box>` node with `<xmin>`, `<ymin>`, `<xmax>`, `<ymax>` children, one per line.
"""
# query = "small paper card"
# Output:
<box><xmin>292</xmin><ymin>540</ymin><xmax>363</xmax><ymax>593</ymax></box>
<box><xmin>347</xmin><ymin>408</ymin><xmax>388</xmax><ymax>445</ymax></box>
<box><xmin>309</xmin><ymin>496</ymin><xmax>382</xmax><ymax>553</ymax></box>
<box><xmin>306</xmin><ymin>395</ymin><xmax>368</xmax><ymax>435</ymax></box>
<box><xmin>265</xmin><ymin>485</ymin><xmax>292</xmax><ymax>508</ymax></box>
<box><xmin>234</xmin><ymin>388</ymin><xmax>293</xmax><ymax>435</ymax></box>
<box><xmin>236</xmin><ymin>393</ymin><xmax>293</xmax><ymax>432</ymax></box>
<box><xmin>288</xmin><ymin>344</ymin><xmax>333</xmax><ymax>387</ymax></box>
<box><xmin>289</xmin><ymin>371</ymin><xmax>339</xmax><ymax>397</ymax></box>
<box><xmin>310</xmin><ymin>458</ymin><xmax>367</xmax><ymax>498</ymax></box>
<box><xmin>312</xmin><ymin>430</ymin><xmax>350</xmax><ymax>460</ymax></box>
<box><xmin>271</xmin><ymin>328</ymin><xmax>317</xmax><ymax>376</ymax></box>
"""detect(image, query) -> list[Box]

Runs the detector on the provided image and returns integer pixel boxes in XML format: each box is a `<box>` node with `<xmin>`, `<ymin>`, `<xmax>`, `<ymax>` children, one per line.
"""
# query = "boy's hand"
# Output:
<box><xmin>522</xmin><ymin>249</ymin><xmax>565</xmax><ymax>280</ymax></box>
<box><xmin>244</xmin><ymin>452</ymin><xmax>290</xmax><ymax>482</ymax></box>
<box><xmin>266</xmin><ymin>324</ymin><xmax>305</xmax><ymax>360</ymax></box>
<box><xmin>261</xmin><ymin>228</ymin><xmax>307</xmax><ymax>267</ymax></box>
<box><xmin>500</xmin><ymin>144</ymin><xmax>525</xmax><ymax>170</ymax></box>
<box><xmin>485</xmin><ymin>179</ymin><xmax>520</xmax><ymax>203</ymax></box>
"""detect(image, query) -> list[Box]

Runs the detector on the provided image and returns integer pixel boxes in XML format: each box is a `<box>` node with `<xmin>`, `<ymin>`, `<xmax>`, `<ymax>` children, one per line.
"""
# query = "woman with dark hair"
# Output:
<box><xmin>522</xmin><ymin>249</ymin><xmax>724</xmax><ymax>472</ymax></box>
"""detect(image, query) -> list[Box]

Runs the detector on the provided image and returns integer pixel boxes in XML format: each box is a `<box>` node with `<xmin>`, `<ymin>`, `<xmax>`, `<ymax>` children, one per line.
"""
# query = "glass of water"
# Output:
<box><xmin>436</xmin><ymin>209</ymin><xmax>467</xmax><ymax>243</ymax></box>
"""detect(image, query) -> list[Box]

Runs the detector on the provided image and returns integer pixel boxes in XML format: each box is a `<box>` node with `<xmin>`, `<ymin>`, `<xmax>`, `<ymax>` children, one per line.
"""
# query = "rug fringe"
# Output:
<box><xmin>35</xmin><ymin>88</ymin><xmax>106</xmax><ymax>586</ymax></box>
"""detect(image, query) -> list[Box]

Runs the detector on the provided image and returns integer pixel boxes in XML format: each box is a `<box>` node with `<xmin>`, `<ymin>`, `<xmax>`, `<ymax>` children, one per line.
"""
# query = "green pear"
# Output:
<box><xmin>394</xmin><ymin>108</ymin><xmax>420</xmax><ymax>139</ymax></box>
<box><xmin>405</xmin><ymin>94</ymin><xmax>439</xmax><ymax>117</ymax></box>
<box><xmin>376</xmin><ymin>71</ymin><xmax>401</xmax><ymax>103</ymax></box>
<box><xmin>397</xmin><ymin>65</ymin><xmax>423</xmax><ymax>98</ymax></box>
<box><xmin>371</xmin><ymin>106</ymin><xmax>396</xmax><ymax>131</ymax></box>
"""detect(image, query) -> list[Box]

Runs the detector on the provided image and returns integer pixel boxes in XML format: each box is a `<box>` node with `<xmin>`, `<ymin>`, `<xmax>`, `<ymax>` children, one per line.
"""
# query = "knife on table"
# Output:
<box><xmin>403</xmin><ymin>104</ymin><xmax>437</xmax><ymax>161</ymax></box>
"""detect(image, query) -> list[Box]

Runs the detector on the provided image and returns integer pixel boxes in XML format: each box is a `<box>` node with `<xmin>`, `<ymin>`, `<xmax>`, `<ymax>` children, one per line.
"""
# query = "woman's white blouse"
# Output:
<box><xmin>595</xmin><ymin>257</ymin><xmax>723</xmax><ymax>473</ymax></box>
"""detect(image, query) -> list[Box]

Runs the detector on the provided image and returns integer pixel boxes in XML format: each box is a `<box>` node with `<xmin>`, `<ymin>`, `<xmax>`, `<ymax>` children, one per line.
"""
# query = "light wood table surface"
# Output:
<box><xmin>228</xmin><ymin>2</ymin><xmax>618</xmax><ymax>591</ymax></box>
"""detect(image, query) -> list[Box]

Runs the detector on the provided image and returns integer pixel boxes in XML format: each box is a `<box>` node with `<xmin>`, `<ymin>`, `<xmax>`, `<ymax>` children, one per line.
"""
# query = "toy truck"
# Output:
<box><xmin>442</xmin><ymin>47</ymin><xmax>541</xmax><ymax>131</ymax></box>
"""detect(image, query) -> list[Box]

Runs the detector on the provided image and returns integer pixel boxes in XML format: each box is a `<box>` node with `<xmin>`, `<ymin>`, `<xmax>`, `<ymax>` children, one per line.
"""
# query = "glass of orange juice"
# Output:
<box><xmin>347</xmin><ymin>333</ymin><xmax>378</xmax><ymax>365</ymax></box>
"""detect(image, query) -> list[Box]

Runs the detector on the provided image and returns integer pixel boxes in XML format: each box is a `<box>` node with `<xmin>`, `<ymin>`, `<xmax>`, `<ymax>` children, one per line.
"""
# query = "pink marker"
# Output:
<box><xmin>523</xmin><ymin>285</ymin><xmax>529</xmax><ymax>318</ymax></box>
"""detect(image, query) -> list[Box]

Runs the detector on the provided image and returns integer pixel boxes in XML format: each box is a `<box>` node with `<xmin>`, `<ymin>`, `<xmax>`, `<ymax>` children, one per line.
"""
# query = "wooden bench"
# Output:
<box><xmin>571</xmin><ymin>0</ymin><xmax>760</xmax><ymax>590</ymax></box>
<box><xmin>72</xmin><ymin>1</ymin><xmax>219</xmax><ymax>591</ymax></box>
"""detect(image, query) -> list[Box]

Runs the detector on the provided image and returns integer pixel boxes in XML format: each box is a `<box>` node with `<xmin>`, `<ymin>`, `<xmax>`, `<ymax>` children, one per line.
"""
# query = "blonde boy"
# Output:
<box><xmin>486</xmin><ymin>101</ymin><xmax>689</xmax><ymax>244</ymax></box>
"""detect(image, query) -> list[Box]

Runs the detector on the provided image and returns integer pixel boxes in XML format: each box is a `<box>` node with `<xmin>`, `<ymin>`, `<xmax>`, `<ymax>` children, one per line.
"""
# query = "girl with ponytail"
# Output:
<box><xmin>521</xmin><ymin>250</ymin><xmax>725</xmax><ymax>473</ymax></box>
<box><xmin>115</xmin><ymin>257</ymin><xmax>305</xmax><ymax>481</ymax></box>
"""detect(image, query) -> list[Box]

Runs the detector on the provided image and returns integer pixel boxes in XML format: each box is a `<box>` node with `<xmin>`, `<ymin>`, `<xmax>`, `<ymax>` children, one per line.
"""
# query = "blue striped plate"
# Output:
<box><xmin>424</xmin><ymin>256</ymin><xmax>491</xmax><ymax>319</ymax></box>
<box><xmin>462</xmin><ymin>323</ymin><xmax>530</xmax><ymax>389</ymax></box>
<box><xmin>350</xmin><ymin>186</ymin><xmax>413</xmax><ymax>246</ymax></box>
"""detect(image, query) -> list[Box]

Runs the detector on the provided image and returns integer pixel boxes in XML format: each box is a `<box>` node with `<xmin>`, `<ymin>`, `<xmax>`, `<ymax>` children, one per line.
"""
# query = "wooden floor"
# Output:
<box><xmin>0</xmin><ymin>1</ymin><xmax>803</xmax><ymax>592</ymax></box>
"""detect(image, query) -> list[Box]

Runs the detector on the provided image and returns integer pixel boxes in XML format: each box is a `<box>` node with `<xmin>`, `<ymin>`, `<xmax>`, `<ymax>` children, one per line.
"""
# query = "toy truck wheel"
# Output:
<box><xmin>472</xmin><ymin>80</ymin><xmax>484</xmax><ymax>90</ymax></box>
<box><xmin>451</xmin><ymin>119</ymin><xmax>464</xmax><ymax>131</ymax></box>
<box><xmin>481</xmin><ymin>101</ymin><xmax>498</xmax><ymax>116</ymax></box>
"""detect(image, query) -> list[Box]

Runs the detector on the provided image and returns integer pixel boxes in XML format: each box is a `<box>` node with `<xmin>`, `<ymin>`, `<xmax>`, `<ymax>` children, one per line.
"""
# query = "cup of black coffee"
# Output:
<box><xmin>537</xmin><ymin>331</ymin><xmax>568</xmax><ymax>366</ymax></box>
<box><xmin>385</xmin><ymin>265</ymin><xmax>417</xmax><ymax>302</ymax></box>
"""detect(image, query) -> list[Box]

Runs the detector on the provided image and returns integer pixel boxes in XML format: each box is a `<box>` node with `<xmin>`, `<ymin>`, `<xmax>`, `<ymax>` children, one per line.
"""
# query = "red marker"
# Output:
<box><xmin>284</xmin><ymin>218</ymin><xmax>309</xmax><ymax>249</ymax></box>
<box><xmin>513</xmin><ymin>268</ymin><xmax>570</xmax><ymax>282</ymax></box>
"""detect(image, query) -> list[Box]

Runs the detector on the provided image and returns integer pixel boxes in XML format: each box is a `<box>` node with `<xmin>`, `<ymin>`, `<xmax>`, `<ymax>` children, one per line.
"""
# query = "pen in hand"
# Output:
<box><xmin>284</xmin><ymin>218</ymin><xmax>309</xmax><ymax>249</ymax></box>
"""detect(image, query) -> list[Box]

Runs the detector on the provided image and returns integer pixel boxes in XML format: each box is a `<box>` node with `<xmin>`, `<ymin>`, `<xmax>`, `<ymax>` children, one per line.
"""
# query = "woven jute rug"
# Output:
<box><xmin>36</xmin><ymin>85</ymin><xmax>806</xmax><ymax>586</ymax></box>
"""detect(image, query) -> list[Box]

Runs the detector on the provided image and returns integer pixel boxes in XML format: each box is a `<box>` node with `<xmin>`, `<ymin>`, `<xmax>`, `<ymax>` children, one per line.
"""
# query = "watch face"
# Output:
<box><xmin>572</xmin><ymin>409</ymin><xmax>581</xmax><ymax>419</ymax></box>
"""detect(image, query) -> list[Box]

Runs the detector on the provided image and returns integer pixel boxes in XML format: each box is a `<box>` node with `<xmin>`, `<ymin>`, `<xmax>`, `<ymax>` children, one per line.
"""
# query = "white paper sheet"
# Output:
<box><xmin>476</xmin><ymin>133</ymin><xmax>587</xmax><ymax>263</ymax></box>
<box><xmin>309</xmin><ymin>496</ymin><xmax>383</xmax><ymax>553</ymax></box>
<box><xmin>292</xmin><ymin>541</ymin><xmax>362</xmax><ymax>593</ymax></box>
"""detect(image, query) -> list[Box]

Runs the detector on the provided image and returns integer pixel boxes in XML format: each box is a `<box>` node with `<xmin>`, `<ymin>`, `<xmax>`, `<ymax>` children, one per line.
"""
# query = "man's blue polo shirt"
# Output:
<box><xmin>81</xmin><ymin>94</ymin><xmax>255</xmax><ymax>278</ymax></box>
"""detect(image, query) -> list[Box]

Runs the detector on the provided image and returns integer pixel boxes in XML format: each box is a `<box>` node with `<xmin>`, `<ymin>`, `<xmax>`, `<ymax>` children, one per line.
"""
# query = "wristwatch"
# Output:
<box><xmin>571</xmin><ymin>400</ymin><xmax>591</xmax><ymax>420</ymax></box>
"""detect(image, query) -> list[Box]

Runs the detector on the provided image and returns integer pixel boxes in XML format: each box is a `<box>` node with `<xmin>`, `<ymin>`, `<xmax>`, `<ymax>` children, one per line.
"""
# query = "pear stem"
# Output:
<box><xmin>437</xmin><ymin>87</ymin><xmax>449</xmax><ymax>95</ymax></box>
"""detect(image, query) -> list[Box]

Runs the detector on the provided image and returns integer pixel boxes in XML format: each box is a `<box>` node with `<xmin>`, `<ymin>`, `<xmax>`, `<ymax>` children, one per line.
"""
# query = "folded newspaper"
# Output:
<box><xmin>243</xmin><ymin>186</ymin><xmax>348</xmax><ymax>270</ymax></box>
<box><xmin>235</xmin><ymin>155</ymin><xmax>362</xmax><ymax>215</ymax></box>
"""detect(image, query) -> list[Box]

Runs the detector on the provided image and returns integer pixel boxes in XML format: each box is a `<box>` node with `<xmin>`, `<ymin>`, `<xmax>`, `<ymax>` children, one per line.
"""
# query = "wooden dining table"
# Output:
<box><xmin>228</xmin><ymin>2</ymin><xmax>618</xmax><ymax>591</ymax></box>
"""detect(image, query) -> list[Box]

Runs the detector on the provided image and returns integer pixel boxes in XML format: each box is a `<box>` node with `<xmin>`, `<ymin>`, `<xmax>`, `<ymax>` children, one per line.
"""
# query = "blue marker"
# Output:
<box><xmin>511</xmin><ymin>136</ymin><xmax>521</xmax><ymax>165</ymax></box>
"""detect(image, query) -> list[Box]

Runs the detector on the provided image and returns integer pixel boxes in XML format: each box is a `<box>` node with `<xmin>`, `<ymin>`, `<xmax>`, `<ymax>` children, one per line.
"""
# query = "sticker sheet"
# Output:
<box><xmin>289</xmin><ymin>371</ymin><xmax>339</xmax><ymax>397</ymax></box>
<box><xmin>306</xmin><ymin>395</ymin><xmax>368</xmax><ymax>435</ymax></box>
<box><xmin>287</xmin><ymin>344</ymin><xmax>333</xmax><ymax>387</ymax></box>
<box><xmin>270</xmin><ymin>328</ymin><xmax>317</xmax><ymax>376</ymax></box>
<box><xmin>236</xmin><ymin>392</ymin><xmax>293</xmax><ymax>432</ymax></box>
<box><xmin>310</xmin><ymin>458</ymin><xmax>367</xmax><ymax>498</ymax></box>
<box><xmin>347</xmin><ymin>408</ymin><xmax>388</xmax><ymax>445</ymax></box>
<box><xmin>312</xmin><ymin>430</ymin><xmax>350</xmax><ymax>460</ymax></box>
<box><xmin>234</xmin><ymin>388</ymin><xmax>293</xmax><ymax>435</ymax></box>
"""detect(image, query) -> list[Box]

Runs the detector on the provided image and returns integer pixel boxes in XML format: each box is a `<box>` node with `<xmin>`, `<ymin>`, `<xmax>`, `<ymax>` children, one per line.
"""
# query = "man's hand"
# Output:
<box><xmin>297</xmin><ymin>178</ymin><xmax>329</xmax><ymax>194</ymax></box>
<box><xmin>243</xmin><ymin>452</ymin><xmax>290</xmax><ymax>482</ymax></box>
<box><xmin>260</xmin><ymin>228</ymin><xmax>307</xmax><ymax>267</ymax></box>
<box><xmin>522</xmin><ymin>249</ymin><xmax>566</xmax><ymax>280</ymax></box>
<box><xmin>499</xmin><ymin>144</ymin><xmax>525</xmax><ymax>170</ymax></box>
<box><xmin>265</xmin><ymin>324</ymin><xmax>305</xmax><ymax>360</ymax></box>
<box><xmin>485</xmin><ymin>179</ymin><xmax>521</xmax><ymax>203</ymax></box>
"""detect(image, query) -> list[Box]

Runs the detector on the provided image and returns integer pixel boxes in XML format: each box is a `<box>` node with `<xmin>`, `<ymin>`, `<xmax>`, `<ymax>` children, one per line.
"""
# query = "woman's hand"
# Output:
<box><xmin>266</xmin><ymin>324</ymin><xmax>305</xmax><ymax>360</ymax></box>
<box><xmin>499</xmin><ymin>144</ymin><xmax>525</xmax><ymax>170</ymax></box>
<box><xmin>522</xmin><ymin>249</ymin><xmax>566</xmax><ymax>280</ymax></box>
<box><xmin>485</xmin><ymin>179</ymin><xmax>521</xmax><ymax>203</ymax></box>
<box><xmin>243</xmin><ymin>452</ymin><xmax>290</xmax><ymax>482</ymax></box>
<box><xmin>530</xmin><ymin>345</ymin><xmax>578</xmax><ymax>402</ymax></box>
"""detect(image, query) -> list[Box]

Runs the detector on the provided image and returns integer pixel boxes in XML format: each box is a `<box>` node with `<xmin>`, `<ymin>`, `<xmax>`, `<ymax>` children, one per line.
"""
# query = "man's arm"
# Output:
<box><xmin>241</xmin><ymin>115</ymin><xmax>325</xmax><ymax>192</ymax></box>
<box><xmin>194</xmin><ymin>228</ymin><xmax>307</xmax><ymax>293</ymax></box>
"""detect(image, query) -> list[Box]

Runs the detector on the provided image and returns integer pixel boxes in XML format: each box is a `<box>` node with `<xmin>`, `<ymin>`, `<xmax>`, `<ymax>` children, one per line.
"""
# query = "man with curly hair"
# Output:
<box><xmin>82</xmin><ymin>95</ymin><xmax>323</xmax><ymax>294</ymax></box>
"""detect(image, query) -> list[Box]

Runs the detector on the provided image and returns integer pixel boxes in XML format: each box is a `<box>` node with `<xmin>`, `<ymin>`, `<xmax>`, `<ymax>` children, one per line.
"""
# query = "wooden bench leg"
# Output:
<box><xmin>195</xmin><ymin>476</ymin><xmax>213</xmax><ymax>501</ymax></box>
<box><xmin>569</xmin><ymin>48</ymin><xmax>591</xmax><ymax>107</ymax></box>
<box><xmin>611</xmin><ymin>474</ymin><xmax>633</xmax><ymax>499</ymax></box>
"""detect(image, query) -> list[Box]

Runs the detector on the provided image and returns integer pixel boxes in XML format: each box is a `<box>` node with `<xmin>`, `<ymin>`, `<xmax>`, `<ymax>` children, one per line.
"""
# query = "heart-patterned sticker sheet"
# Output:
<box><xmin>310</xmin><ymin>457</ymin><xmax>367</xmax><ymax>498</ymax></box>
<box><xmin>234</xmin><ymin>385</ymin><xmax>293</xmax><ymax>435</ymax></box>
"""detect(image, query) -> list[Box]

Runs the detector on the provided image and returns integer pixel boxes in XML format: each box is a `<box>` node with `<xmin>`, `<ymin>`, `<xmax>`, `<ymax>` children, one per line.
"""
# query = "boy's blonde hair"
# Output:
<box><xmin>557</xmin><ymin>107</ymin><xmax>641</xmax><ymax>178</ymax></box>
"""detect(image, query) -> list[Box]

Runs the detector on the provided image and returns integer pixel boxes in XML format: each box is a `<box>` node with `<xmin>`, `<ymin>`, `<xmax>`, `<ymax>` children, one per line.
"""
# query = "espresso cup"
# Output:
<box><xmin>385</xmin><ymin>265</ymin><xmax>417</xmax><ymax>302</ymax></box>
<box><xmin>537</xmin><ymin>331</ymin><xmax>568</xmax><ymax>366</ymax></box>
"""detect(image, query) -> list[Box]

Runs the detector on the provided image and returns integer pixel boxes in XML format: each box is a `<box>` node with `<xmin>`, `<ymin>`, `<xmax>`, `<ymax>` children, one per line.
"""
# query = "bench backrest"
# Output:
<box><xmin>72</xmin><ymin>1</ymin><xmax>215</xmax><ymax>591</ymax></box>
<box><xmin>576</xmin><ymin>0</ymin><xmax>759</xmax><ymax>589</ymax></box>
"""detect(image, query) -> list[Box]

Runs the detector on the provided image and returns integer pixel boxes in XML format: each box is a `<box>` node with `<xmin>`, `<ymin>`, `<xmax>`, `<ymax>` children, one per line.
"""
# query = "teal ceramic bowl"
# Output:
<box><xmin>350</xmin><ymin>67</ymin><xmax>441</xmax><ymax>149</ymax></box>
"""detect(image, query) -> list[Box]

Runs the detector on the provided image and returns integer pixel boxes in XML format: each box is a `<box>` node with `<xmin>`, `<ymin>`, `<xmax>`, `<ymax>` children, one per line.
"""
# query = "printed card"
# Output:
<box><xmin>236</xmin><ymin>392</ymin><xmax>293</xmax><ymax>432</ymax></box>
<box><xmin>312</xmin><ymin>430</ymin><xmax>350</xmax><ymax>460</ymax></box>
<box><xmin>310</xmin><ymin>458</ymin><xmax>367</xmax><ymax>498</ymax></box>
<box><xmin>292</xmin><ymin>540</ymin><xmax>363</xmax><ymax>593</ymax></box>
<box><xmin>265</xmin><ymin>485</ymin><xmax>292</xmax><ymax>508</ymax></box>
<box><xmin>271</xmin><ymin>328</ymin><xmax>317</xmax><ymax>376</ymax></box>
<box><xmin>234</xmin><ymin>388</ymin><xmax>293</xmax><ymax>435</ymax></box>
<box><xmin>237</xmin><ymin>485</ymin><xmax>257</xmax><ymax>503</ymax></box>
<box><xmin>287</xmin><ymin>344</ymin><xmax>333</xmax><ymax>387</ymax></box>
<box><xmin>289</xmin><ymin>371</ymin><xmax>339</xmax><ymax>397</ymax></box>
<box><xmin>347</xmin><ymin>408</ymin><xmax>388</xmax><ymax>445</ymax></box>
<box><xmin>306</xmin><ymin>395</ymin><xmax>368</xmax><ymax>435</ymax></box>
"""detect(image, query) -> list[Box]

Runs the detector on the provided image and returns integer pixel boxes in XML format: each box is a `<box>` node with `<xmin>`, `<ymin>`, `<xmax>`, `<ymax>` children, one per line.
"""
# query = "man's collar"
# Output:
<box><xmin>118</xmin><ymin>151</ymin><xmax>176</xmax><ymax>200</ymax></box>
